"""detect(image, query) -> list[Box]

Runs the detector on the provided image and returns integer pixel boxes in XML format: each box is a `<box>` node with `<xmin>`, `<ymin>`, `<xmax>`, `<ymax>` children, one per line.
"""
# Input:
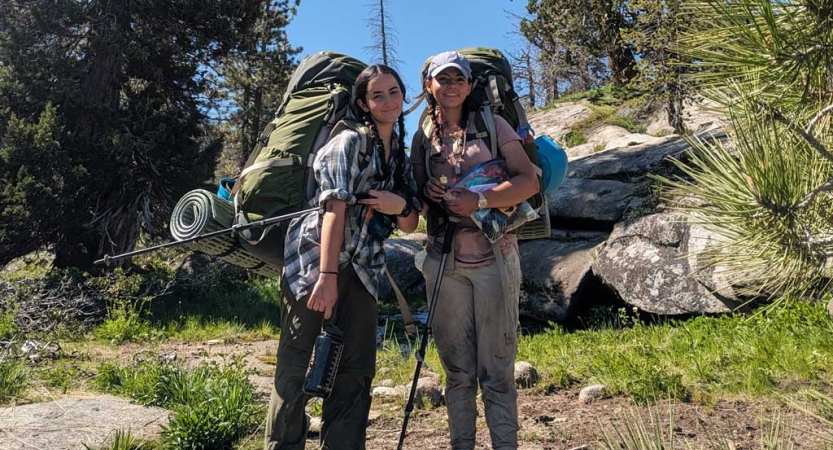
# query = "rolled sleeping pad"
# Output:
<box><xmin>535</xmin><ymin>135</ymin><xmax>568</xmax><ymax>195</ymax></box>
<box><xmin>170</xmin><ymin>189</ymin><xmax>280</xmax><ymax>278</ymax></box>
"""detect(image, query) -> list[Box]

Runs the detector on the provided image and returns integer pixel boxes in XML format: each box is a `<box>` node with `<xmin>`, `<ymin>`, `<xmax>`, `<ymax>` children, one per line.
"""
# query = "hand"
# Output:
<box><xmin>423</xmin><ymin>177</ymin><xmax>447</xmax><ymax>203</ymax></box>
<box><xmin>357</xmin><ymin>190</ymin><xmax>406</xmax><ymax>216</ymax></box>
<box><xmin>444</xmin><ymin>188</ymin><xmax>478</xmax><ymax>216</ymax></box>
<box><xmin>307</xmin><ymin>274</ymin><xmax>338</xmax><ymax>319</ymax></box>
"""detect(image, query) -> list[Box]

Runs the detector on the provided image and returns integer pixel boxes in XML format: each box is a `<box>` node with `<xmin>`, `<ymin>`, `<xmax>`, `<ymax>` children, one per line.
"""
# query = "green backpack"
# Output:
<box><xmin>230</xmin><ymin>51</ymin><xmax>368</xmax><ymax>270</ymax></box>
<box><xmin>418</xmin><ymin>47</ymin><xmax>549</xmax><ymax>240</ymax></box>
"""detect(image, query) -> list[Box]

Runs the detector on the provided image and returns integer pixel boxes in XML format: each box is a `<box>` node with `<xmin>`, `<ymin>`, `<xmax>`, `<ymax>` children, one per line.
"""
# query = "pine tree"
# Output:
<box><xmin>660</xmin><ymin>0</ymin><xmax>833</xmax><ymax>298</ymax></box>
<box><xmin>0</xmin><ymin>0</ymin><xmax>282</xmax><ymax>269</ymax></box>
<box><xmin>521</xmin><ymin>0</ymin><xmax>639</xmax><ymax>87</ymax></box>
<box><xmin>212</xmin><ymin>0</ymin><xmax>302</xmax><ymax>176</ymax></box>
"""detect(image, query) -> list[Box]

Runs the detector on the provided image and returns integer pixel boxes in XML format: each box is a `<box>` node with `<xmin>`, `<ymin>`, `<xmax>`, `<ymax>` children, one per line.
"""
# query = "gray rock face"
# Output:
<box><xmin>547</xmin><ymin>178</ymin><xmax>641</xmax><ymax>225</ymax></box>
<box><xmin>379</xmin><ymin>239</ymin><xmax>425</xmax><ymax>302</ymax></box>
<box><xmin>593</xmin><ymin>213</ymin><xmax>740</xmax><ymax>315</ymax></box>
<box><xmin>519</xmin><ymin>236</ymin><xmax>607</xmax><ymax>321</ymax></box>
<box><xmin>0</xmin><ymin>395</ymin><xmax>169</xmax><ymax>450</ymax></box>
<box><xmin>568</xmin><ymin>129</ymin><xmax>725</xmax><ymax>180</ymax></box>
<box><xmin>527</xmin><ymin>103</ymin><xmax>591</xmax><ymax>142</ymax></box>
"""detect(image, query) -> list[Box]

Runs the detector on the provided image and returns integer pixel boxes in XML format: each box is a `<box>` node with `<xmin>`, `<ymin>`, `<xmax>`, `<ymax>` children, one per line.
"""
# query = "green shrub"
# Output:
<box><xmin>93</xmin><ymin>358</ymin><xmax>261</xmax><ymax>449</ymax></box>
<box><xmin>0</xmin><ymin>310</ymin><xmax>16</xmax><ymax>340</ymax></box>
<box><xmin>563</xmin><ymin>130</ymin><xmax>587</xmax><ymax>147</ymax></box>
<box><xmin>0</xmin><ymin>360</ymin><xmax>27</xmax><ymax>403</ymax></box>
<box><xmin>90</xmin><ymin>268</ymin><xmax>171</xmax><ymax>344</ymax></box>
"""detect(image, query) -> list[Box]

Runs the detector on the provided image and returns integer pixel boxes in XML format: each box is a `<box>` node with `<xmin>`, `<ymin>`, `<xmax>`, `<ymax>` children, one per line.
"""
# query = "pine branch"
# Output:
<box><xmin>797</xmin><ymin>180</ymin><xmax>833</xmax><ymax>209</ymax></box>
<box><xmin>760</xmin><ymin>102</ymin><xmax>833</xmax><ymax>164</ymax></box>
<box><xmin>807</xmin><ymin>102</ymin><xmax>833</xmax><ymax>135</ymax></box>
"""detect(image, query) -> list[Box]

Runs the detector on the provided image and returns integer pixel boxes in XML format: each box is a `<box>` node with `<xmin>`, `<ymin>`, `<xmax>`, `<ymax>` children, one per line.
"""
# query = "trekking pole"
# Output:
<box><xmin>94</xmin><ymin>207</ymin><xmax>318</xmax><ymax>266</ymax></box>
<box><xmin>397</xmin><ymin>217</ymin><xmax>458</xmax><ymax>450</ymax></box>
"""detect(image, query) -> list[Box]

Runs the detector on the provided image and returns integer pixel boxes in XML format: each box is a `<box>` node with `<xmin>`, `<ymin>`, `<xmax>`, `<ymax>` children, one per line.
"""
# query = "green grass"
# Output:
<box><xmin>93</xmin><ymin>357</ymin><xmax>262</xmax><ymax>450</ymax></box>
<box><xmin>375</xmin><ymin>333</ymin><xmax>444</xmax><ymax>387</ymax></box>
<box><xmin>0</xmin><ymin>359</ymin><xmax>28</xmax><ymax>404</ymax></box>
<box><xmin>84</xmin><ymin>429</ymin><xmax>153</xmax><ymax>450</ymax></box>
<box><xmin>517</xmin><ymin>301</ymin><xmax>833</xmax><ymax>404</ymax></box>
<box><xmin>0</xmin><ymin>310</ymin><xmax>16</xmax><ymax>340</ymax></box>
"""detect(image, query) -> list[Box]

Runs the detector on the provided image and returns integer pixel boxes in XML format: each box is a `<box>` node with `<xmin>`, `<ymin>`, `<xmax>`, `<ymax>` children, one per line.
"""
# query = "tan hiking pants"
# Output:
<box><xmin>423</xmin><ymin>244</ymin><xmax>522</xmax><ymax>450</ymax></box>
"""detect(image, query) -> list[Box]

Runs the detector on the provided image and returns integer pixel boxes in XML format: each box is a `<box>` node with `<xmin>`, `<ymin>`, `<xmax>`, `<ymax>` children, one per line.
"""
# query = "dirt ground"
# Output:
<box><xmin>125</xmin><ymin>338</ymin><xmax>833</xmax><ymax>450</ymax></box>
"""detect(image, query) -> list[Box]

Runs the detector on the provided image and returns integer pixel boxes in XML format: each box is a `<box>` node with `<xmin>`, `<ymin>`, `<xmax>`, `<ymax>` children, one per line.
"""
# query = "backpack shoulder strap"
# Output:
<box><xmin>485</xmin><ymin>74</ymin><xmax>504</xmax><ymax>111</ymax></box>
<box><xmin>384</xmin><ymin>266</ymin><xmax>416</xmax><ymax>336</ymax></box>
<box><xmin>476</xmin><ymin>107</ymin><xmax>498</xmax><ymax>159</ymax></box>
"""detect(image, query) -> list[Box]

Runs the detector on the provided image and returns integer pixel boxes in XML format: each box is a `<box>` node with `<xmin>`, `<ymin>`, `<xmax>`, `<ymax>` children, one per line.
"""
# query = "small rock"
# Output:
<box><xmin>206</xmin><ymin>339</ymin><xmax>223</xmax><ymax>346</ymax></box>
<box><xmin>404</xmin><ymin>377</ymin><xmax>443</xmax><ymax>409</ymax></box>
<box><xmin>378</xmin><ymin>379</ymin><xmax>394</xmax><ymax>388</ymax></box>
<box><xmin>514</xmin><ymin>361</ymin><xmax>539</xmax><ymax>388</ymax></box>
<box><xmin>827</xmin><ymin>298</ymin><xmax>833</xmax><ymax>320</ymax></box>
<box><xmin>579</xmin><ymin>384</ymin><xmax>608</xmax><ymax>404</ymax></box>
<box><xmin>308</xmin><ymin>416</ymin><xmax>322</xmax><ymax>434</ymax></box>
<box><xmin>372</xmin><ymin>386</ymin><xmax>400</xmax><ymax>397</ymax></box>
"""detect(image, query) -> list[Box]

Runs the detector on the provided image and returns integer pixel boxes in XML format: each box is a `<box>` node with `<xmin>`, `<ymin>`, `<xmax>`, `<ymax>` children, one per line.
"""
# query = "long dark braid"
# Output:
<box><xmin>426</xmin><ymin>93</ymin><xmax>444</xmax><ymax>146</ymax></box>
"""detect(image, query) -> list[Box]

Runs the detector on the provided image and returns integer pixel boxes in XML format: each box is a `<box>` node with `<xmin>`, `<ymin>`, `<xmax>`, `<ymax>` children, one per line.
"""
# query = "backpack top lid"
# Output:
<box><xmin>277</xmin><ymin>51</ymin><xmax>368</xmax><ymax>117</ymax></box>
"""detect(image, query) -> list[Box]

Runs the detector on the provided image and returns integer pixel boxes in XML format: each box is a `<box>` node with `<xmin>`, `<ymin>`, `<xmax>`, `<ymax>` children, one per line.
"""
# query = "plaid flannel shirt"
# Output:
<box><xmin>283</xmin><ymin>128</ymin><xmax>421</xmax><ymax>301</ymax></box>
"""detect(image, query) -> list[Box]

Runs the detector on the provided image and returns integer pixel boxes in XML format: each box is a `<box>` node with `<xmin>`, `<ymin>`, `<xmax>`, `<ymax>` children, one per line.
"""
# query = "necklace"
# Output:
<box><xmin>442</xmin><ymin>126</ymin><xmax>466</xmax><ymax>176</ymax></box>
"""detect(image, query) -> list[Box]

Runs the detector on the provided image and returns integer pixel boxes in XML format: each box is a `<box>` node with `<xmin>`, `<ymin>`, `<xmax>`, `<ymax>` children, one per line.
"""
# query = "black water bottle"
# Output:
<box><xmin>302</xmin><ymin>325</ymin><xmax>344</xmax><ymax>398</ymax></box>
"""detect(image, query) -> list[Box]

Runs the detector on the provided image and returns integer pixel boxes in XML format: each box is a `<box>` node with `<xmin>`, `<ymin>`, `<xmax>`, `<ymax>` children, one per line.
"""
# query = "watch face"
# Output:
<box><xmin>478</xmin><ymin>193</ymin><xmax>487</xmax><ymax>209</ymax></box>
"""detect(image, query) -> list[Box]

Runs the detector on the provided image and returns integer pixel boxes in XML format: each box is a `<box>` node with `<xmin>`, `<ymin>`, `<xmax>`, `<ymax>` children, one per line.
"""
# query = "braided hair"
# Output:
<box><xmin>353</xmin><ymin>65</ymin><xmax>411</xmax><ymax>196</ymax></box>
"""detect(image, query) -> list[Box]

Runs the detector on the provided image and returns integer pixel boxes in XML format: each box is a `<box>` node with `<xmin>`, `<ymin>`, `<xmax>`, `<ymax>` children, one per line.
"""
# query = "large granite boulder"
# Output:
<box><xmin>378</xmin><ymin>238</ymin><xmax>425</xmax><ymax>302</ymax></box>
<box><xmin>547</xmin><ymin>178</ymin><xmax>642</xmax><ymax>226</ymax></box>
<box><xmin>592</xmin><ymin>212</ymin><xmax>741</xmax><ymax>315</ymax></box>
<box><xmin>567</xmin><ymin>128</ymin><xmax>725</xmax><ymax>180</ymax></box>
<box><xmin>527</xmin><ymin>102</ymin><xmax>592</xmax><ymax>143</ymax></box>
<box><xmin>0</xmin><ymin>395</ymin><xmax>169</xmax><ymax>450</ymax></box>
<box><xmin>519</xmin><ymin>234</ymin><xmax>607</xmax><ymax>321</ymax></box>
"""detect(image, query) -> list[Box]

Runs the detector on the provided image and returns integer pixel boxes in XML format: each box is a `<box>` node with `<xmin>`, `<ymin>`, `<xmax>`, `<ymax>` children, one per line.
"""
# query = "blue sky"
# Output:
<box><xmin>285</xmin><ymin>0</ymin><xmax>530</xmax><ymax>136</ymax></box>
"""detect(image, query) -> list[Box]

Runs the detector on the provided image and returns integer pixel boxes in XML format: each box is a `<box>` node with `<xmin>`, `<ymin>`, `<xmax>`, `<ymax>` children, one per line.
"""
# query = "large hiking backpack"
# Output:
<box><xmin>418</xmin><ymin>47</ymin><xmax>550</xmax><ymax>240</ymax></box>
<box><xmin>230</xmin><ymin>51</ymin><xmax>368</xmax><ymax>269</ymax></box>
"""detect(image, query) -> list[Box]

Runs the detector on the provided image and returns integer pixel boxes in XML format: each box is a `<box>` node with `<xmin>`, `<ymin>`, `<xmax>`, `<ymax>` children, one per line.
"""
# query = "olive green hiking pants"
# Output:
<box><xmin>264</xmin><ymin>266</ymin><xmax>378</xmax><ymax>450</ymax></box>
<box><xmin>423</xmin><ymin>245</ymin><xmax>522</xmax><ymax>450</ymax></box>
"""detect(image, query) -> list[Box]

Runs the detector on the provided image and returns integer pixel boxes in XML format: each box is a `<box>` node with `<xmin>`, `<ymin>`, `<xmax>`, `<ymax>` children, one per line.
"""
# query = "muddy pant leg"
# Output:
<box><xmin>319</xmin><ymin>265</ymin><xmax>377</xmax><ymax>450</ymax></box>
<box><xmin>265</xmin><ymin>279</ymin><xmax>320</xmax><ymax>450</ymax></box>
<box><xmin>424</xmin><ymin>255</ymin><xmax>478</xmax><ymax>450</ymax></box>
<box><xmin>472</xmin><ymin>249</ymin><xmax>521</xmax><ymax>450</ymax></box>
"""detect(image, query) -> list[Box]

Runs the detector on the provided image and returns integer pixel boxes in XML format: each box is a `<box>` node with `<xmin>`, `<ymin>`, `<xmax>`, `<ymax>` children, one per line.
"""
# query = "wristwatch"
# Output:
<box><xmin>477</xmin><ymin>191</ymin><xmax>488</xmax><ymax>209</ymax></box>
<box><xmin>398</xmin><ymin>198</ymin><xmax>413</xmax><ymax>217</ymax></box>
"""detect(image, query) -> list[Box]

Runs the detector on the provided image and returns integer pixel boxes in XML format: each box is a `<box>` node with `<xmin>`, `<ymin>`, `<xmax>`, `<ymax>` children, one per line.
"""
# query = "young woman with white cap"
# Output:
<box><xmin>410</xmin><ymin>51</ymin><xmax>538</xmax><ymax>450</ymax></box>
